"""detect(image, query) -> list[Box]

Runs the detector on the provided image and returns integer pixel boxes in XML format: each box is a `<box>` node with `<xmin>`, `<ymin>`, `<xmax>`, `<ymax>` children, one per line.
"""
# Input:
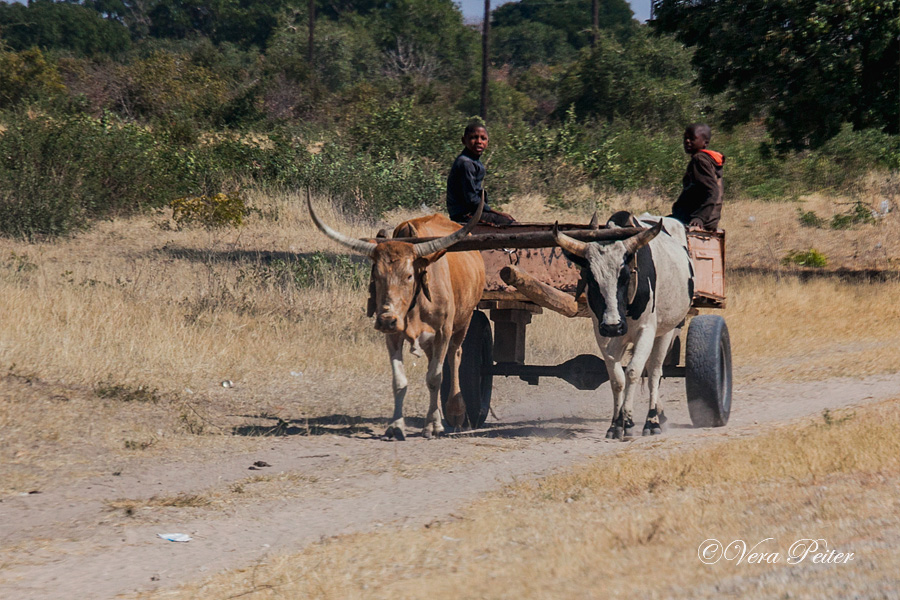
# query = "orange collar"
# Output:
<box><xmin>699</xmin><ymin>149</ymin><xmax>724</xmax><ymax>165</ymax></box>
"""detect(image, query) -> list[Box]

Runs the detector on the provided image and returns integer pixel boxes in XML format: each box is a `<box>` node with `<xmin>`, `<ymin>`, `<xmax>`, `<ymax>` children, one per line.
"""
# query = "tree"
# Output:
<box><xmin>0</xmin><ymin>46</ymin><xmax>67</xmax><ymax>109</ymax></box>
<box><xmin>653</xmin><ymin>0</ymin><xmax>900</xmax><ymax>149</ymax></box>
<box><xmin>557</xmin><ymin>26</ymin><xmax>699</xmax><ymax>127</ymax></box>
<box><xmin>0</xmin><ymin>0</ymin><xmax>131</xmax><ymax>55</ymax></box>
<box><xmin>491</xmin><ymin>0</ymin><xmax>633</xmax><ymax>68</ymax></box>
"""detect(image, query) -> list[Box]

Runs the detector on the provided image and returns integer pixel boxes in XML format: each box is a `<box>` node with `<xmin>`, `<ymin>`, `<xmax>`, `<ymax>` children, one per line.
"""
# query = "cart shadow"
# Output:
<box><xmin>456</xmin><ymin>419</ymin><xmax>599</xmax><ymax>439</ymax></box>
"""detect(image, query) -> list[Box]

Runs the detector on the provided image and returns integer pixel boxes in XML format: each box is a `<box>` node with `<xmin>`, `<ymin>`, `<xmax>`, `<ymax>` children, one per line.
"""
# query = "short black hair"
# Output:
<box><xmin>464</xmin><ymin>116</ymin><xmax>487</xmax><ymax>137</ymax></box>
<box><xmin>686</xmin><ymin>123</ymin><xmax>711</xmax><ymax>142</ymax></box>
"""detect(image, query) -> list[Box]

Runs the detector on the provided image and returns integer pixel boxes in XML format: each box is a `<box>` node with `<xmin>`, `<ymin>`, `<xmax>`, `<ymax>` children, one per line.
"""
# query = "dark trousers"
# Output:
<box><xmin>451</xmin><ymin>209</ymin><xmax>515</xmax><ymax>227</ymax></box>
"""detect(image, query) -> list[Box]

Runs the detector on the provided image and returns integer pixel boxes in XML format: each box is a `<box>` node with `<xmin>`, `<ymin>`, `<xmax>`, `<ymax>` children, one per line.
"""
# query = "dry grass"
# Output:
<box><xmin>3</xmin><ymin>186</ymin><xmax>900</xmax><ymax>496</ymax></box>
<box><xmin>106</xmin><ymin>493</ymin><xmax>212</xmax><ymax>514</ymax></box>
<box><xmin>137</xmin><ymin>399</ymin><xmax>900</xmax><ymax>600</ymax></box>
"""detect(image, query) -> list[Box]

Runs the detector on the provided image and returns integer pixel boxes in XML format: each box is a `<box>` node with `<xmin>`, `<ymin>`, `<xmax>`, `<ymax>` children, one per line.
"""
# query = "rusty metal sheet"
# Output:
<box><xmin>686</xmin><ymin>230</ymin><xmax>726</xmax><ymax>308</ymax></box>
<box><xmin>482</xmin><ymin>246</ymin><xmax>580</xmax><ymax>295</ymax></box>
<box><xmin>476</xmin><ymin>224</ymin><xmax>726</xmax><ymax>311</ymax></box>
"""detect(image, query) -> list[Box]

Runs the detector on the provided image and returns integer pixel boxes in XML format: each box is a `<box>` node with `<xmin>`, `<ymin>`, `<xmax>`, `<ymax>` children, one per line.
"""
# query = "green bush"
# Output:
<box><xmin>798</xmin><ymin>209</ymin><xmax>824</xmax><ymax>228</ymax></box>
<box><xmin>0</xmin><ymin>47</ymin><xmax>67</xmax><ymax>110</ymax></box>
<box><xmin>829</xmin><ymin>201</ymin><xmax>875</xmax><ymax>230</ymax></box>
<box><xmin>303</xmin><ymin>142</ymin><xmax>445</xmax><ymax>216</ymax></box>
<box><xmin>0</xmin><ymin>111</ymin><xmax>191</xmax><ymax>237</ymax></box>
<box><xmin>171</xmin><ymin>193</ymin><xmax>249</xmax><ymax>229</ymax></box>
<box><xmin>782</xmin><ymin>249</ymin><xmax>828</xmax><ymax>268</ymax></box>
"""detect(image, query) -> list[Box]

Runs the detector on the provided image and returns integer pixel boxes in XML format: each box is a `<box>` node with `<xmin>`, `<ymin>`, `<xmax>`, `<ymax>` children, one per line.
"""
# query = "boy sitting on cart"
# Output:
<box><xmin>446</xmin><ymin>119</ymin><xmax>516</xmax><ymax>226</ymax></box>
<box><xmin>670</xmin><ymin>123</ymin><xmax>725</xmax><ymax>231</ymax></box>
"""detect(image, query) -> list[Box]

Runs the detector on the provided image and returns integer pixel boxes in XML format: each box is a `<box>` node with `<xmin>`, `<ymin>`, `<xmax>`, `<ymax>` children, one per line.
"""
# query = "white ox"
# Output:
<box><xmin>553</xmin><ymin>214</ymin><xmax>694</xmax><ymax>438</ymax></box>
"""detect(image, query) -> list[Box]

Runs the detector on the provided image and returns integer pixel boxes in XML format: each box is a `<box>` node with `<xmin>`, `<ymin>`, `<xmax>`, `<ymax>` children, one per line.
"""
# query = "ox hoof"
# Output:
<box><xmin>381</xmin><ymin>426</ymin><xmax>406</xmax><ymax>442</ymax></box>
<box><xmin>642</xmin><ymin>424</ymin><xmax>662</xmax><ymax>436</ymax></box>
<box><xmin>445</xmin><ymin>414</ymin><xmax>465</xmax><ymax>429</ymax></box>
<box><xmin>422</xmin><ymin>424</ymin><xmax>444</xmax><ymax>439</ymax></box>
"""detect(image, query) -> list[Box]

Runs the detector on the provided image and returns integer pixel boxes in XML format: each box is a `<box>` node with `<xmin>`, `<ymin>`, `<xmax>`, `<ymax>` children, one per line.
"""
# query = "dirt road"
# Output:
<box><xmin>2</xmin><ymin>372</ymin><xmax>899</xmax><ymax>599</ymax></box>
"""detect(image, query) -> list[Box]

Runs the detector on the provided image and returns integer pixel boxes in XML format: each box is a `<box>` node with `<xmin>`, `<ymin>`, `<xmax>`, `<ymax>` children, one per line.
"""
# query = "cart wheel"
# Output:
<box><xmin>685</xmin><ymin>314</ymin><xmax>732</xmax><ymax>428</ymax></box>
<box><xmin>441</xmin><ymin>310</ymin><xmax>493</xmax><ymax>429</ymax></box>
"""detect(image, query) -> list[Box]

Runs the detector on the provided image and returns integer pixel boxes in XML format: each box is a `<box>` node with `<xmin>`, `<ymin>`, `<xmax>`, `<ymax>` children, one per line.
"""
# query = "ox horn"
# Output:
<box><xmin>307</xmin><ymin>189</ymin><xmax>378</xmax><ymax>258</ymax></box>
<box><xmin>552</xmin><ymin>221</ymin><xmax>589</xmax><ymax>258</ymax></box>
<box><xmin>622</xmin><ymin>220</ymin><xmax>663</xmax><ymax>254</ymax></box>
<box><xmin>412</xmin><ymin>194</ymin><xmax>485</xmax><ymax>257</ymax></box>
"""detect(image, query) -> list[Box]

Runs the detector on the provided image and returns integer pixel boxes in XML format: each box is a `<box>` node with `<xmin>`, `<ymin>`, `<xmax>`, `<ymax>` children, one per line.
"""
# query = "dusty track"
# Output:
<box><xmin>2</xmin><ymin>372</ymin><xmax>899</xmax><ymax>599</ymax></box>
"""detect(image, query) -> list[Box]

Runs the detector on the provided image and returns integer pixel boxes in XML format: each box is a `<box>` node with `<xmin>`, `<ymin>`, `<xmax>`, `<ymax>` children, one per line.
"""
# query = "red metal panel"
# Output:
<box><xmin>686</xmin><ymin>230</ymin><xmax>726</xmax><ymax>307</ymax></box>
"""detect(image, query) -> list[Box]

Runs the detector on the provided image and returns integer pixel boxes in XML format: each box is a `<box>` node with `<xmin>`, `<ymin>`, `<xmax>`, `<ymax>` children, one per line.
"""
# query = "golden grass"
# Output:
<box><xmin>724</xmin><ymin>184</ymin><xmax>900</xmax><ymax>271</ymax></box>
<box><xmin>138</xmin><ymin>399</ymin><xmax>900</xmax><ymax>600</ymax></box>
<box><xmin>3</xmin><ymin>187</ymin><xmax>900</xmax><ymax>496</ymax></box>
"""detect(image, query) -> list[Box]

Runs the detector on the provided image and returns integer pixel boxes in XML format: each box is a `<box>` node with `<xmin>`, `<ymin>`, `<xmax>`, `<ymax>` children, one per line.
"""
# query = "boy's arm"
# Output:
<box><xmin>462</xmin><ymin>161</ymin><xmax>488</xmax><ymax>212</ymax></box>
<box><xmin>687</xmin><ymin>156</ymin><xmax>721</xmax><ymax>227</ymax></box>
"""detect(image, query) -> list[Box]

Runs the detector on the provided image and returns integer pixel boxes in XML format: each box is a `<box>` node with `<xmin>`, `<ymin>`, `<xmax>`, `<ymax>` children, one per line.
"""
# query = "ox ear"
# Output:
<box><xmin>412</xmin><ymin>256</ymin><xmax>434</xmax><ymax>302</ymax></box>
<box><xmin>416</xmin><ymin>249</ymin><xmax>447</xmax><ymax>265</ymax></box>
<box><xmin>366</xmin><ymin>265</ymin><xmax>377</xmax><ymax>318</ymax></box>
<box><xmin>562</xmin><ymin>250</ymin><xmax>590</xmax><ymax>270</ymax></box>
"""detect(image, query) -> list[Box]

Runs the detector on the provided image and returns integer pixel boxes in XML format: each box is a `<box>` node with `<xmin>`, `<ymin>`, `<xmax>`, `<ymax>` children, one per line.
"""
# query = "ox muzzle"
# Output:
<box><xmin>375</xmin><ymin>312</ymin><xmax>401</xmax><ymax>333</ymax></box>
<box><xmin>599</xmin><ymin>321</ymin><xmax>627</xmax><ymax>338</ymax></box>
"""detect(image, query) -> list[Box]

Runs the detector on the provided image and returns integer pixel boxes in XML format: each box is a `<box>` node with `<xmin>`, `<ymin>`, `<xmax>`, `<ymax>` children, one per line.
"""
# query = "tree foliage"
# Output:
<box><xmin>653</xmin><ymin>0</ymin><xmax>900</xmax><ymax>149</ymax></box>
<box><xmin>557</xmin><ymin>27</ymin><xmax>699</xmax><ymax>127</ymax></box>
<box><xmin>491</xmin><ymin>0</ymin><xmax>633</xmax><ymax>71</ymax></box>
<box><xmin>0</xmin><ymin>47</ymin><xmax>67</xmax><ymax>109</ymax></box>
<box><xmin>0</xmin><ymin>0</ymin><xmax>131</xmax><ymax>55</ymax></box>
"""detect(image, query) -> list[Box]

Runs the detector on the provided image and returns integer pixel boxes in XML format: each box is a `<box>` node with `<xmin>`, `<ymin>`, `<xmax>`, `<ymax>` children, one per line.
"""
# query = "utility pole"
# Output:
<box><xmin>592</xmin><ymin>0</ymin><xmax>599</xmax><ymax>47</ymax></box>
<box><xmin>308</xmin><ymin>0</ymin><xmax>315</xmax><ymax>65</ymax></box>
<box><xmin>480</xmin><ymin>0</ymin><xmax>490</xmax><ymax>119</ymax></box>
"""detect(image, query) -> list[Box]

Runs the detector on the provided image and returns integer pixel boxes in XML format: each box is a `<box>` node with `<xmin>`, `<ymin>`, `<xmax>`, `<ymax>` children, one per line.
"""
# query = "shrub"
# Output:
<box><xmin>170</xmin><ymin>193</ymin><xmax>249</xmax><ymax>229</ymax></box>
<box><xmin>0</xmin><ymin>47</ymin><xmax>67</xmax><ymax>110</ymax></box>
<box><xmin>829</xmin><ymin>201</ymin><xmax>876</xmax><ymax>230</ymax></box>
<box><xmin>0</xmin><ymin>111</ymin><xmax>191</xmax><ymax>237</ymax></box>
<box><xmin>798</xmin><ymin>209</ymin><xmax>824</xmax><ymax>228</ymax></box>
<box><xmin>782</xmin><ymin>249</ymin><xmax>828</xmax><ymax>268</ymax></box>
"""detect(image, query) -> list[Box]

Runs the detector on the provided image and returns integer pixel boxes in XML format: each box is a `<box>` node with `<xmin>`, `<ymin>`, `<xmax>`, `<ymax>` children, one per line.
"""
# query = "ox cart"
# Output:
<box><xmin>393</xmin><ymin>218</ymin><xmax>732</xmax><ymax>432</ymax></box>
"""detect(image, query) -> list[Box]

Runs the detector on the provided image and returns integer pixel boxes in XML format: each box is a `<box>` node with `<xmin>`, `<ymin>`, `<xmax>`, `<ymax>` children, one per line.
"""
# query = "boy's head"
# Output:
<box><xmin>683</xmin><ymin>123</ymin><xmax>711</xmax><ymax>155</ymax></box>
<box><xmin>462</xmin><ymin>119</ymin><xmax>489</xmax><ymax>158</ymax></box>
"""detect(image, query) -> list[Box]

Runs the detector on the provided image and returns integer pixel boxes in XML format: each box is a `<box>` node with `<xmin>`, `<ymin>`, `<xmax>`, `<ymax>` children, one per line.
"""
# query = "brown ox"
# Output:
<box><xmin>308</xmin><ymin>197</ymin><xmax>485</xmax><ymax>440</ymax></box>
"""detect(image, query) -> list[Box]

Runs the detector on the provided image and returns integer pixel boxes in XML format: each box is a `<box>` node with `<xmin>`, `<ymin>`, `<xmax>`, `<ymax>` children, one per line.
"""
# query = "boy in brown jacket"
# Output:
<box><xmin>670</xmin><ymin>123</ymin><xmax>725</xmax><ymax>230</ymax></box>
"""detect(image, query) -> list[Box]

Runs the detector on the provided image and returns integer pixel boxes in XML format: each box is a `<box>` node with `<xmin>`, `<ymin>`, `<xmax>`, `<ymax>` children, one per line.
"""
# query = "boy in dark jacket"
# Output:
<box><xmin>670</xmin><ymin>123</ymin><xmax>725</xmax><ymax>230</ymax></box>
<box><xmin>446</xmin><ymin>120</ymin><xmax>515</xmax><ymax>226</ymax></box>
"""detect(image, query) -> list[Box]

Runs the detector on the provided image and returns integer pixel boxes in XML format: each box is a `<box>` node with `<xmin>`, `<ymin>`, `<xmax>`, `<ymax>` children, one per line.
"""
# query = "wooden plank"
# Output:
<box><xmin>498</xmin><ymin>265</ymin><xmax>590</xmax><ymax>318</ymax></box>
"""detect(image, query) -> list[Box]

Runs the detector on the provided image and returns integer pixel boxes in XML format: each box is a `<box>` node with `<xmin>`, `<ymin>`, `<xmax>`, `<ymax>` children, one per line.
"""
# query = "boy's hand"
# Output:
<box><xmin>689</xmin><ymin>218</ymin><xmax>704</xmax><ymax>229</ymax></box>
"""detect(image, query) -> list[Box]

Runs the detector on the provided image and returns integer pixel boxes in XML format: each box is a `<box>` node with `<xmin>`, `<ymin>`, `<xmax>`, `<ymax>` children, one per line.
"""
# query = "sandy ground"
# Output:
<box><xmin>2</xmin><ymin>369</ymin><xmax>899</xmax><ymax>600</ymax></box>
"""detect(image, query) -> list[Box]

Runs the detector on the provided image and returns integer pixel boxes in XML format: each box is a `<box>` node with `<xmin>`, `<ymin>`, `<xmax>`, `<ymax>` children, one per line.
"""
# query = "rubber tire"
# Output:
<box><xmin>441</xmin><ymin>310</ymin><xmax>493</xmax><ymax>429</ymax></box>
<box><xmin>685</xmin><ymin>314</ymin><xmax>732</xmax><ymax>427</ymax></box>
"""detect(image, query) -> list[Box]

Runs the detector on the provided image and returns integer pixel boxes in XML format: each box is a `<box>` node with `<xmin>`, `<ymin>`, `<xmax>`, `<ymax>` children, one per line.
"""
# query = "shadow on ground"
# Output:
<box><xmin>231</xmin><ymin>413</ymin><xmax>601</xmax><ymax>440</ymax></box>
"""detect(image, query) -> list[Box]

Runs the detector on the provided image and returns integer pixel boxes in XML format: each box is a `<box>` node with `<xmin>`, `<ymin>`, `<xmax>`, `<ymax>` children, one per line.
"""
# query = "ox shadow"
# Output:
<box><xmin>231</xmin><ymin>414</ymin><xmax>600</xmax><ymax>440</ymax></box>
<box><xmin>231</xmin><ymin>414</ymin><xmax>426</xmax><ymax>438</ymax></box>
